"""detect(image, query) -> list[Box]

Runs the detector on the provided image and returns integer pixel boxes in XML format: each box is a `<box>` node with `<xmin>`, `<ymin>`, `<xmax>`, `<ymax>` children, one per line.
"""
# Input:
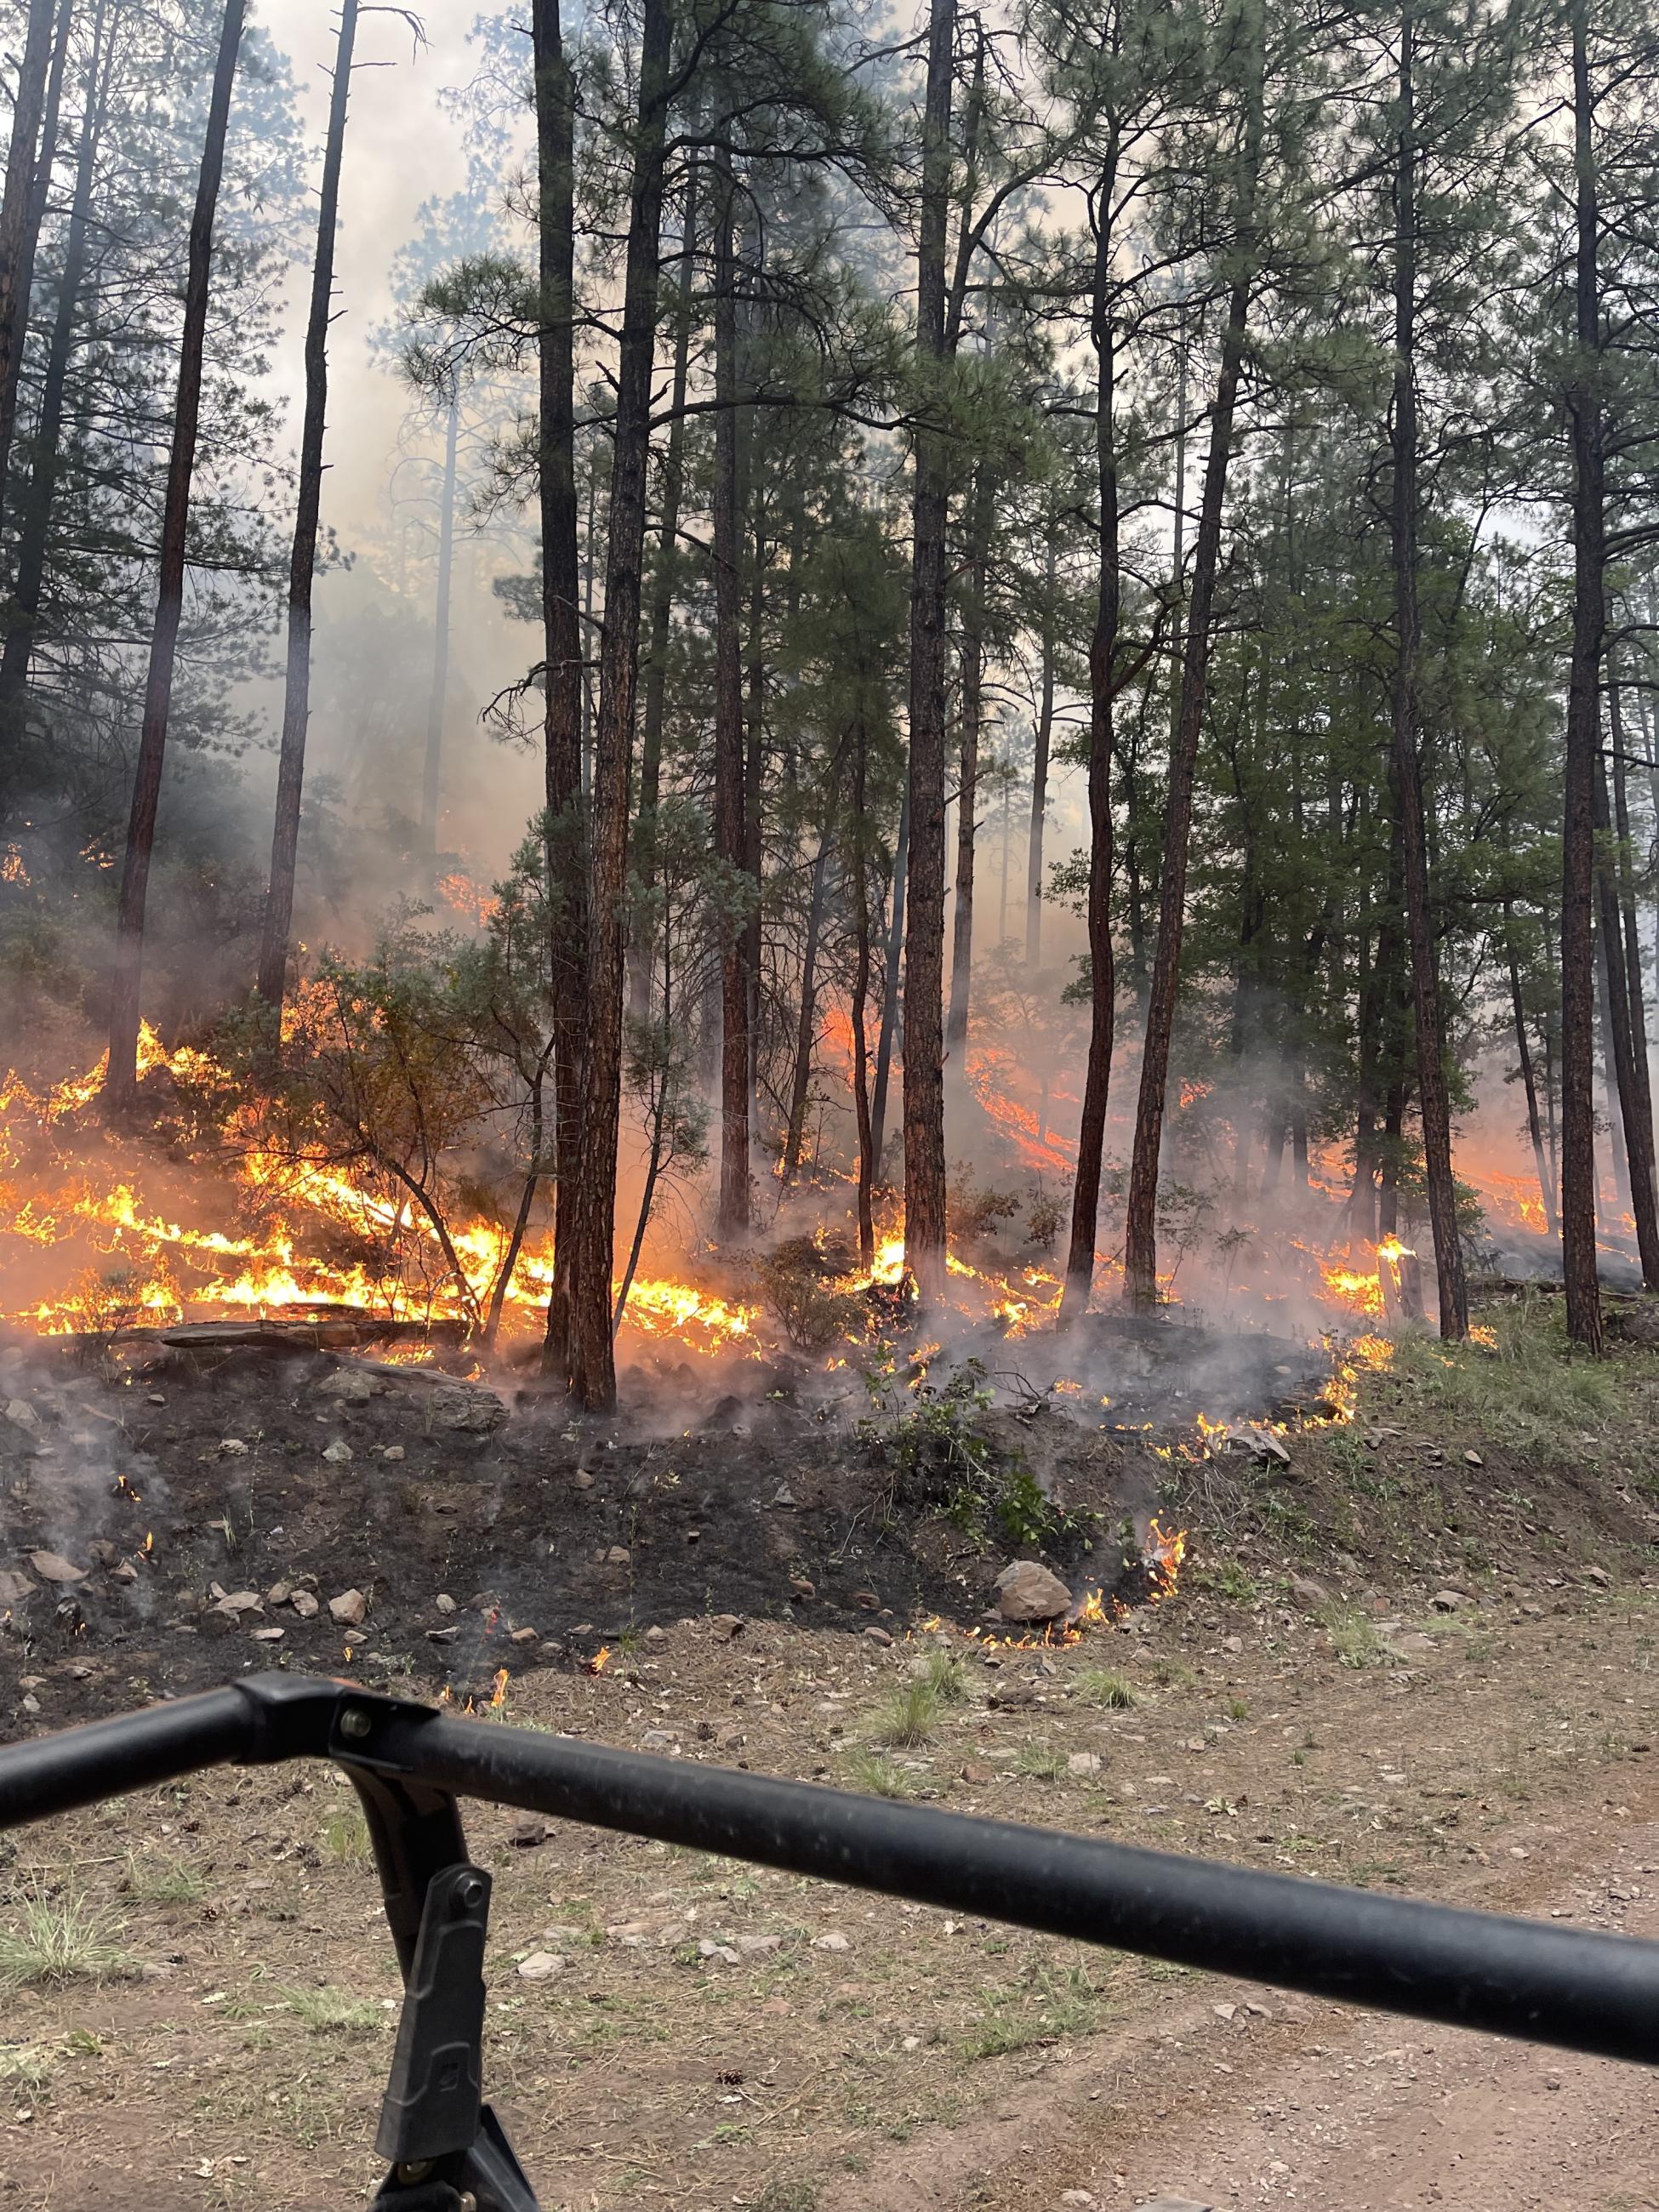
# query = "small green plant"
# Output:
<box><xmin>123</xmin><ymin>1850</ymin><xmax>207</xmax><ymax>1906</ymax></box>
<box><xmin>844</xmin><ymin>1749</ymin><xmax>917</xmax><ymax>1799</ymax></box>
<box><xmin>1014</xmin><ymin>1742</ymin><xmax>1068</xmax><ymax>1782</ymax></box>
<box><xmin>871</xmin><ymin>1677</ymin><xmax>939</xmax><ymax>1748</ymax></box>
<box><xmin>753</xmin><ymin>2184</ymin><xmax>821</xmax><ymax>2212</ymax></box>
<box><xmin>1192</xmin><ymin>1553</ymin><xmax>1261</xmax><ymax>1606</ymax></box>
<box><xmin>1228</xmin><ymin>1696</ymin><xmax>1250</xmax><ymax>1720</ymax></box>
<box><xmin>923</xmin><ymin>1647</ymin><xmax>968</xmax><ymax>1703</ymax></box>
<box><xmin>0</xmin><ymin>2040</ymin><xmax>57</xmax><ymax>2098</ymax></box>
<box><xmin>1076</xmin><ymin>1668</ymin><xmax>1137</xmax><ymax>1710</ymax></box>
<box><xmin>281</xmin><ymin>1986</ymin><xmax>388</xmax><ymax>2036</ymax></box>
<box><xmin>1153</xmin><ymin>1656</ymin><xmax>1196</xmax><ymax>1690</ymax></box>
<box><xmin>0</xmin><ymin>1884</ymin><xmax>139</xmax><ymax>1989</ymax></box>
<box><xmin>322</xmin><ymin>1804</ymin><xmax>372</xmax><ymax>1862</ymax></box>
<box><xmin>1316</xmin><ymin>1602</ymin><xmax>1381</xmax><ymax>1668</ymax></box>
<box><xmin>959</xmin><ymin>1962</ymin><xmax>1103</xmax><ymax>2057</ymax></box>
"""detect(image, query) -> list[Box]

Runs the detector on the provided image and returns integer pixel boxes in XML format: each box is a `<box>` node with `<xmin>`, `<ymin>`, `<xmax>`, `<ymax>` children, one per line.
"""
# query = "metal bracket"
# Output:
<box><xmin>376</xmin><ymin>1862</ymin><xmax>490</xmax><ymax>2164</ymax></box>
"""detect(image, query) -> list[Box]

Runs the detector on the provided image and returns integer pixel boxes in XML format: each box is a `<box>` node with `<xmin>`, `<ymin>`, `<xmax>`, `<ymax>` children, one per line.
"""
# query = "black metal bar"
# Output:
<box><xmin>335</xmin><ymin>1691</ymin><xmax>1659</xmax><ymax>2069</ymax></box>
<box><xmin>0</xmin><ymin>1684</ymin><xmax>254</xmax><ymax>1827</ymax></box>
<box><xmin>3</xmin><ymin>1677</ymin><xmax>1656</xmax><ymax>2072</ymax></box>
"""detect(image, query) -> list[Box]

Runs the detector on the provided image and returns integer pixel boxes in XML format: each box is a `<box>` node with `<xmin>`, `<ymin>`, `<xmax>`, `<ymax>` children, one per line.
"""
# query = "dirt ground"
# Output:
<box><xmin>0</xmin><ymin>1301</ymin><xmax>1656</xmax><ymax>2210</ymax></box>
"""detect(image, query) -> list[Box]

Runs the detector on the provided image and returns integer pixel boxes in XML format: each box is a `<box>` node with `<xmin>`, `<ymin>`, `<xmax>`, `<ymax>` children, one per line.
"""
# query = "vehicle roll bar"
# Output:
<box><xmin>0</xmin><ymin>1673</ymin><xmax>1652</xmax><ymax>2211</ymax></box>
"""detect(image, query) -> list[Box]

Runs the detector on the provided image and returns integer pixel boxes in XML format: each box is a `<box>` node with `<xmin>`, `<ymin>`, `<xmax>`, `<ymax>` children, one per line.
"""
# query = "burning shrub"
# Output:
<box><xmin>949</xmin><ymin>1173</ymin><xmax>1021</xmax><ymax>1247</ymax></box>
<box><xmin>759</xmin><ymin>1237</ymin><xmax>864</xmax><ymax>1351</ymax></box>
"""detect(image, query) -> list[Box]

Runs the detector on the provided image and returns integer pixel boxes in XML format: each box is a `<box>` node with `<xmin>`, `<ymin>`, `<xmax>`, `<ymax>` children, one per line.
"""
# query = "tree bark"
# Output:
<box><xmin>1560</xmin><ymin>0</ymin><xmax>1604</xmax><ymax>1351</ymax></box>
<box><xmin>0</xmin><ymin>0</ymin><xmax>60</xmax><ymax>507</ymax></box>
<box><xmin>1024</xmin><ymin>514</ymin><xmax>1056</xmax><ymax>968</ymax></box>
<box><xmin>1122</xmin><ymin>25</ymin><xmax>1262</xmax><ymax>1305</ymax></box>
<box><xmin>257</xmin><ymin>0</ymin><xmax>360</xmax><ymax>1016</ymax></box>
<box><xmin>1384</xmin><ymin>2</ymin><xmax>1467</xmax><ymax>1338</ymax></box>
<box><xmin>105</xmin><ymin>0</ymin><xmax>244</xmax><ymax>1111</ymax></box>
<box><xmin>903</xmin><ymin>0</ymin><xmax>955</xmax><ymax>1302</ymax></box>
<box><xmin>780</xmin><ymin>835</ymin><xmax>829</xmax><ymax>1186</ymax></box>
<box><xmin>851</xmin><ymin>727</ymin><xmax>875</xmax><ymax>1265</ymax></box>
<box><xmin>0</xmin><ymin>0</ymin><xmax>111</xmax><ymax>704</ymax></box>
<box><xmin>418</xmin><ymin>390</ymin><xmax>459</xmax><ymax>853</ymax></box>
<box><xmin>713</xmin><ymin>142</ymin><xmax>750</xmax><ymax>1236</ymax></box>
<box><xmin>1060</xmin><ymin>166</ymin><xmax>1120</xmax><ymax>1324</ymax></box>
<box><xmin>870</xmin><ymin>775</ymin><xmax>908</xmax><ymax>1180</ymax></box>
<box><xmin>534</xmin><ymin>0</ymin><xmax>587</xmax><ymax>1377</ymax></box>
<box><xmin>1503</xmin><ymin>896</ymin><xmax>1557</xmax><ymax>1237</ymax></box>
<box><xmin>630</xmin><ymin>155</ymin><xmax>698</xmax><ymax>1023</ymax></box>
<box><xmin>946</xmin><ymin>460</ymin><xmax>994</xmax><ymax>1053</ymax></box>
<box><xmin>547</xmin><ymin>0</ymin><xmax>673</xmax><ymax>1408</ymax></box>
<box><xmin>1609</xmin><ymin>679</ymin><xmax>1656</xmax><ymax>1205</ymax></box>
<box><xmin>1594</xmin><ymin>755</ymin><xmax>1659</xmax><ymax>1282</ymax></box>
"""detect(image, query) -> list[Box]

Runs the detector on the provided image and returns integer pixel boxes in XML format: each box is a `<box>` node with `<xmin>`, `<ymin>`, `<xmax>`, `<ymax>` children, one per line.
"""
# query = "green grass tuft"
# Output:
<box><xmin>870</xmin><ymin>1677</ymin><xmax>939</xmax><ymax>1748</ymax></box>
<box><xmin>0</xmin><ymin>1884</ymin><xmax>140</xmax><ymax>1990</ymax></box>
<box><xmin>1075</xmin><ymin>1668</ymin><xmax>1137</xmax><ymax>1710</ymax></box>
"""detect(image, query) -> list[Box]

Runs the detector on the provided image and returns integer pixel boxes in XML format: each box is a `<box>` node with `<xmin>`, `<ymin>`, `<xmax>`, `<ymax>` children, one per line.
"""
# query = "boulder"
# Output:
<box><xmin>28</xmin><ymin>1550</ymin><xmax>84</xmax><ymax>1585</ymax></box>
<box><xmin>995</xmin><ymin>1559</ymin><xmax>1071</xmax><ymax>1622</ymax></box>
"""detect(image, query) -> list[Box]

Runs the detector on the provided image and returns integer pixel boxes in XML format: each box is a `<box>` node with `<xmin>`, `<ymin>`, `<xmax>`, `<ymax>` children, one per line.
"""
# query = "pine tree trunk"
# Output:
<box><xmin>903</xmin><ymin>0</ymin><xmax>955</xmax><ymax>1302</ymax></box>
<box><xmin>851</xmin><ymin>726</ymin><xmax>875</xmax><ymax>1265</ymax></box>
<box><xmin>0</xmin><ymin>0</ymin><xmax>111</xmax><ymax>704</ymax></box>
<box><xmin>1385</xmin><ymin>2</ymin><xmax>1467</xmax><ymax>1338</ymax></box>
<box><xmin>0</xmin><ymin>0</ymin><xmax>60</xmax><ymax>505</ymax></box>
<box><xmin>535</xmin><ymin>0</ymin><xmax>587</xmax><ymax>1377</ymax></box>
<box><xmin>630</xmin><ymin>155</ymin><xmax>699</xmax><ymax>1023</ymax></box>
<box><xmin>870</xmin><ymin>777</ymin><xmax>908</xmax><ymax>1179</ymax></box>
<box><xmin>105</xmin><ymin>0</ymin><xmax>244</xmax><ymax>1110</ymax></box>
<box><xmin>257</xmin><ymin>0</ymin><xmax>359</xmax><ymax>1017</ymax></box>
<box><xmin>1560</xmin><ymin>0</ymin><xmax>1605</xmax><ymax>1351</ymax></box>
<box><xmin>550</xmin><ymin>0</ymin><xmax>673</xmax><ymax>1408</ymax></box>
<box><xmin>1024</xmin><ymin>517</ymin><xmax>1055</xmax><ymax>967</ymax></box>
<box><xmin>780</xmin><ymin>836</ymin><xmax>829</xmax><ymax>1186</ymax></box>
<box><xmin>1122</xmin><ymin>29</ymin><xmax>1262</xmax><ymax>1305</ymax></box>
<box><xmin>418</xmin><ymin>391</ymin><xmax>459</xmax><ymax>853</ymax></box>
<box><xmin>1060</xmin><ymin>171</ymin><xmax>1120</xmax><ymax>1324</ymax></box>
<box><xmin>1610</xmin><ymin>679</ymin><xmax>1656</xmax><ymax>1206</ymax></box>
<box><xmin>946</xmin><ymin>463</ymin><xmax>994</xmax><ymax>1052</ymax></box>
<box><xmin>1503</xmin><ymin>898</ymin><xmax>1557</xmax><ymax>1236</ymax></box>
<box><xmin>1594</xmin><ymin>755</ymin><xmax>1659</xmax><ymax>1281</ymax></box>
<box><xmin>713</xmin><ymin>144</ymin><xmax>750</xmax><ymax>1236</ymax></box>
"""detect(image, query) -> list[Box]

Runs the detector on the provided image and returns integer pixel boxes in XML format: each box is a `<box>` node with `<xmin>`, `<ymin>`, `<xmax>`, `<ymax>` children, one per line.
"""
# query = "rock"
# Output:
<box><xmin>1288</xmin><ymin>1576</ymin><xmax>1329</xmax><ymax>1611</ymax></box>
<box><xmin>572</xmin><ymin>1470</ymin><xmax>594</xmax><ymax>1489</ymax></box>
<box><xmin>0</xmin><ymin>1568</ymin><xmax>36</xmax><ymax>1603</ymax></box>
<box><xmin>1211</xmin><ymin>2002</ymin><xmax>1236</xmax><ymax>2021</ymax></box>
<box><xmin>434</xmin><ymin>1389</ymin><xmax>505</xmax><ymax>1433</ymax></box>
<box><xmin>812</xmin><ymin>1930</ymin><xmax>850</xmax><ymax>1953</ymax></box>
<box><xmin>220</xmin><ymin>1590</ymin><xmax>263</xmax><ymax>1614</ymax></box>
<box><xmin>863</xmin><ymin>1626</ymin><xmax>893</xmax><ymax>1647</ymax></box>
<box><xmin>961</xmin><ymin>1763</ymin><xmax>991</xmax><ymax>1785</ymax></box>
<box><xmin>435</xmin><ymin>1593</ymin><xmax>456</xmax><ymax>1615</ymax></box>
<box><xmin>644</xmin><ymin>1624</ymin><xmax>669</xmax><ymax>1646</ymax></box>
<box><xmin>1067</xmin><ymin>1752</ymin><xmax>1103</xmax><ymax>1776</ymax></box>
<box><xmin>111</xmin><ymin>1561</ymin><xmax>139</xmax><ymax>1586</ymax></box>
<box><xmin>852</xmin><ymin>1590</ymin><xmax>881</xmax><ymax>1611</ymax></box>
<box><xmin>322</xmin><ymin>1440</ymin><xmax>353</xmax><ymax>1465</ymax></box>
<box><xmin>509</xmin><ymin>1625</ymin><xmax>538</xmax><ymax>1646</ymax></box>
<box><xmin>29</xmin><ymin>1551</ymin><xmax>84</xmax><ymax>1584</ymax></box>
<box><xmin>516</xmin><ymin>1951</ymin><xmax>564</xmax><ymax>1981</ymax></box>
<box><xmin>640</xmin><ymin>1730</ymin><xmax>676</xmax><ymax>1753</ymax></box>
<box><xmin>425</xmin><ymin>1627</ymin><xmax>459</xmax><ymax>1645</ymax></box>
<box><xmin>989</xmin><ymin>1680</ymin><xmax>1039</xmax><ymax>1710</ymax></box>
<box><xmin>1391</xmin><ymin>1631</ymin><xmax>1434</xmax><ymax>1656</ymax></box>
<box><xmin>219</xmin><ymin>1439</ymin><xmax>248</xmax><ymax>1457</ymax></box>
<box><xmin>1134</xmin><ymin>2200</ymin><xmax>1213</xmax><ymax>2212</ymax></box>
<box><xmin>290</xmin><ymin>1590</ymin><xmax>319</xmax><ymax>1620</ymax></box>
<box><xmin>995</xmin><ymin>1560</ymin><xmax>1071</xmax><ymax>1622</ymax></box>
<box><xmin>266</xmin><ymin>1581</ymin><xmax>292</xmax><ymax>1606</ymax></box>
<box><xmin>1465</xmin><ymin>1449</ymin><xmax>1484</xmax><ymax>1468</ymax></box>
<box><xmin>381</xmin><ymin>1445</ymin><xmax>405</xmax><ymax>1462</ymax></box>
<box><xmin>709</xmin><ymin>1614</ymin><xmax>744</xmax><ymax>1640</ymax></box>
<box><xmin>735</xmin><ymin>1934</ymin><xmax>781</xmax><ymax>1956</ymax></box>
<box><xmin>511</xmin><ymin>1816</ymin><xmax>549</xmax><ymax>1849</ymax></box>
<box><xmin>1061</xmin><ymin>2195</ymin><xmax>1097</xmax><ymax>2207</ymax></box>
<box><xmin>328</xmin><ymin>1588</ymin><xmax>368</xmax><ymax>1626</ymax></box>
<box><xmin>771</xmin><ymin>1484</ymin><xmax>797</xmax><ymax>1508</ymax></box>
<box><xmin>698</xmin><ymin>1939</ymin><xmax>740</xmax><ymax>1964</ymax></box>
<box><xmin>203</xmin><ymin>1599</ymin><xmax>249</xmax><ymax>1632</ymax></box>
<box><xmin>789</xmin><ymin>1575</ymin><xmax>815</xmax><ymax>1598</ymax></box>
<box><xmin>1430</xmin><ymin>1588</ymin><xmax>1465</xmax><ymax>1611</ymax></box>
<box><xmin>1586</xmin><ymin>1565</ymin><xmax>1611</xmax><ymax>1588</ymax></box>
<box><xmin>604</xmin><ymin>1545</ymin><xmax>631</xmax><ymax>1568</ymax></box>
<box><xmin>4</xmin><ymin>1400</ymin><xmax>42</xmax><ymax>1435</ymax></box>
<box><xmin>319</xmin><ymin>1369</ymin><xmax>374</xmax><ymax>1403</ymax></box>
<box><xmin>20</xmin><ymin>1695</ymin><xmax>39</xmax><ymax>1714</ymax></box>
<box><xmin>249</xmin><ymin>1626</ymin><xmax>285</xmax><ymax>1643</ymax></box>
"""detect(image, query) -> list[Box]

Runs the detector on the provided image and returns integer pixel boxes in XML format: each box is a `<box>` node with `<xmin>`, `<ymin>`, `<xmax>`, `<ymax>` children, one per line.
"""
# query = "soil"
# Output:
<box><xmin>0</xmin><ymin>1308</ymin><xmax>1654</xmax><ymax>2211</ymax></box>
